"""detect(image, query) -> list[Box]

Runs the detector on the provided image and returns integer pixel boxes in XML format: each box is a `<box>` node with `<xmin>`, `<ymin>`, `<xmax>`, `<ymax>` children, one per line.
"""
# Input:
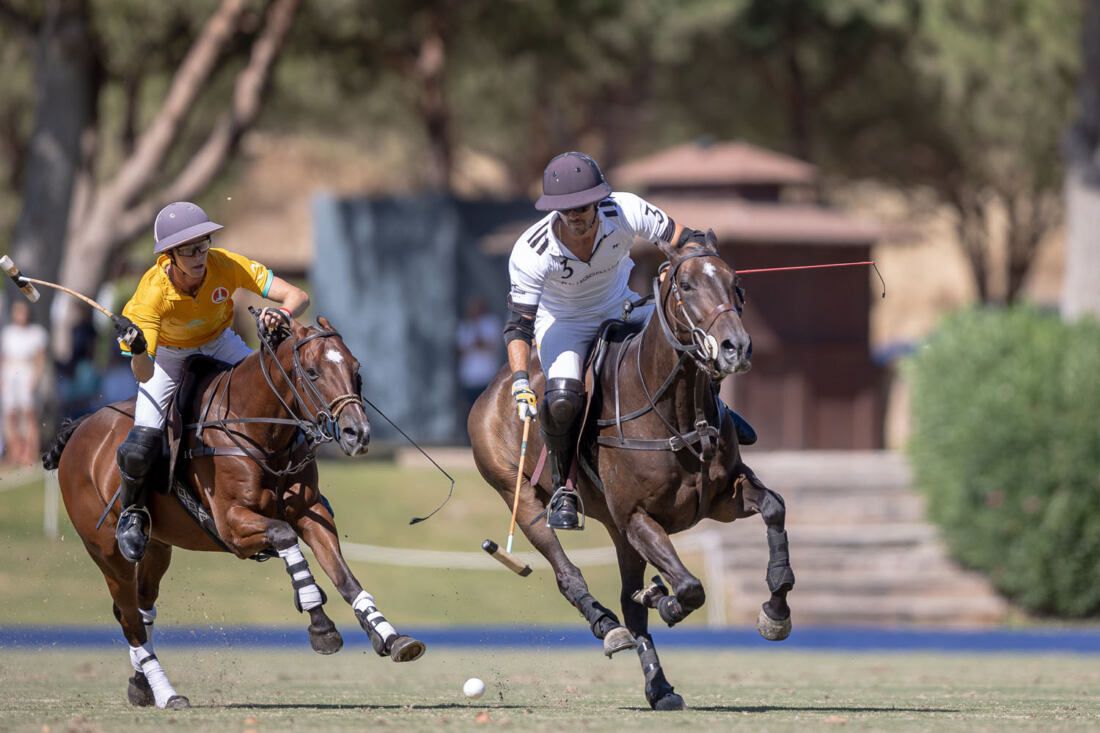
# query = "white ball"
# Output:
<box><xmin>463</xmin><ymin>677</ymin><xmax>486</xmax><ymax>699</ymax></box>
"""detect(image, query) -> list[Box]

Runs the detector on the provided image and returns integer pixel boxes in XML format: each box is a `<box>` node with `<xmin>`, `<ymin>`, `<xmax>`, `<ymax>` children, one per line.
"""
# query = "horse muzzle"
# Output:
<box><xmin>717</xmin><ymin>336</ymin><xmax>752</xmax><ymax>376</ymax></box>
<box><xmin>336</xmin><ymin>413</ymin><xmax>371</xmax><ymax>456</ymax></box>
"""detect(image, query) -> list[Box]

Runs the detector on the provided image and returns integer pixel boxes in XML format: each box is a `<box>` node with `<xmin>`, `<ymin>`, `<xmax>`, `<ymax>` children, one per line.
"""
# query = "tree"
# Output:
<box><xmin>1063</xmin><ymin>0</ymin><xmax>1100</xmax><ymax>321</ymax></box>
<box><xmin>5</xmin><ymin>0</ymin><xmax>299</xmax><ymax>357</ymax></box>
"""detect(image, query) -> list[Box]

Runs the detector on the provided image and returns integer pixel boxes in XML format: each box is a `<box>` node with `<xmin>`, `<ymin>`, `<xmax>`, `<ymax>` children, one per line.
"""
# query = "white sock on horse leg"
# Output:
<box><xmin>353</xmin><ymin>590</ymin><xmax>397</xmax><ymax>644</ymax></box>
<box><xmin>278</xmin><ymin>544</ymin><xmax>323</xmax><ymax>611</ymax></box>
<box><xmin>129</xmin><ymin>643</ymin><xmax>178</xmax><ymax>708</ymax></box>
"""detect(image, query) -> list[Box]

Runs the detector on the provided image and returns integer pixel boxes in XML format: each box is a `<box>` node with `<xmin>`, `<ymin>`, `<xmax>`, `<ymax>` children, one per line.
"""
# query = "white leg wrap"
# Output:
<box><xmin>278</xmin><ymin>544</ymin><xmax>323</xmax><ymax>611</ymax></box>
<box><xmin>353</xmin><ymin>590</ymin><xmax>397</xmax><ymax>643</ymax></box>
<box><xmin>129</xmin><ymin>643</ymin><xmax>178</xmax><ymax>708</ymax></box>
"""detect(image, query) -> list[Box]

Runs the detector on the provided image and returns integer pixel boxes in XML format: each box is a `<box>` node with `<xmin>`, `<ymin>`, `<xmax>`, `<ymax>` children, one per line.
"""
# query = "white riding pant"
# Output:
<box><xmin>535</xmin><ymin>292</ymin><xmax>653</xmax><ymax>382</ymax></box>
<box><xmin>133</xmin><ymin>328</ymin><xmax>253</xmax><ymax>430</ymax></box>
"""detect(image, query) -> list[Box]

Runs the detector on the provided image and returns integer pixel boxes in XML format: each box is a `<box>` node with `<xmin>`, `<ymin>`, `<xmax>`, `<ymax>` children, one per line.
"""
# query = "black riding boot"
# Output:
<box><xmin>115</xmin><ymin>426</ymin><xmax>163</xmax><ymax>563</ymax></box>
<box><xmin>540</xmin><ymin>378</ymin><xmax>585</xmax><ymax>531</ymax></box>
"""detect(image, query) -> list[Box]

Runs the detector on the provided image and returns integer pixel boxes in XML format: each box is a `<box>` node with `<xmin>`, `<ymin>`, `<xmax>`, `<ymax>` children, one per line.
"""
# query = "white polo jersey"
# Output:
<box><xmin>508</xmin><ymin>191</ymin><xmax>675</xmax><ymax>319</ymax></box>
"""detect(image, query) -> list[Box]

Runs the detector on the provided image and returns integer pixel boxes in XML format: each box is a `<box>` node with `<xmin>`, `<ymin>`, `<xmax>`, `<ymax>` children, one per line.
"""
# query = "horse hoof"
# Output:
<box><xmin>602</xmin><ymin>626</ymin><xmax>636</xmax><ymax>658</ymax></box>
<box><xmin>164</xmin><ymin>695</ymin><xmax>191</xmax><ymax>710</ymax></box>
<box><xmin>388</xmin><ymin>635</ymin><xmax>426</xmax><ymax>663</ymax></box>
<box><xmin>653</xmin><ymin>692</ymin><xmax>686</xmax><ymax>711</ymax></box>
<box><xmin>756</xmin><ymin>607</ymin><xmax>791</xmax><ymax>641</ymax></box>
<box><xmin>127</xmin><ymin>673</ymin><xmax>155</xmax><ymax>707</ymax></box>
<box><xmin>309</xmin><ymin>625</ymin><xmax>344</xmax><ymax>655</ymax></box>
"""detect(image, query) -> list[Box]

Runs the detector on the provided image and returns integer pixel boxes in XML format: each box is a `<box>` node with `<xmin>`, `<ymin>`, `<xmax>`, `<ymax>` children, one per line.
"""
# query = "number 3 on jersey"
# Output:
<box><xmin>560</xmin><ymin>257</ymin><xmax>574</xmax><ymax>280</ymax></box>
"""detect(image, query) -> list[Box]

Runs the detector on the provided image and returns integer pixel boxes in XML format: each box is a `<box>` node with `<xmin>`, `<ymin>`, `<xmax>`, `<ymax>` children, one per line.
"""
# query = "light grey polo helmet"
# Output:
<box><xmin>153</xmin><ymin>201</ymin><xmax>223</xmax><ymax>254</ymax></box>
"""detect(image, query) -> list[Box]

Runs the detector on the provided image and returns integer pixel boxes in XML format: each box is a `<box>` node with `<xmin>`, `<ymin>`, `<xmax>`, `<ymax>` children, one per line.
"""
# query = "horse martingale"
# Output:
<box><xmin>185</xmin><ymin>310</ymin><xmax>365</xmax><ymax>477</ymax></box>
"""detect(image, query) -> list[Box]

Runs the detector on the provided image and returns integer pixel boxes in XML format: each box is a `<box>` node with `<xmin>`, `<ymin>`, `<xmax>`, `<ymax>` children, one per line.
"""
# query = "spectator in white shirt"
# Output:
<box><xmin>1</xmin><ymin>301</ymin><xmax>48</xmax><ymax>466</ymax></box>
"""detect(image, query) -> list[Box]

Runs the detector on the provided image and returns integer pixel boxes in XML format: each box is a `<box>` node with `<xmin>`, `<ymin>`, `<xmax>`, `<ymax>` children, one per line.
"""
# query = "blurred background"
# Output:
<box><xmin>0</xmin><ymin>0</ymin><xmax>1098</xmax><ymax>631</ymax></box>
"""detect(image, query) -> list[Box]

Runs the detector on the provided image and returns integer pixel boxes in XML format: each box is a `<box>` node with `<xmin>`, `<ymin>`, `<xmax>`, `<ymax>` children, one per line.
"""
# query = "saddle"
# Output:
<box><xmin>529</xmin><ymin>317</ymin><xmax>645</xmax><ymax>492</ymax></box>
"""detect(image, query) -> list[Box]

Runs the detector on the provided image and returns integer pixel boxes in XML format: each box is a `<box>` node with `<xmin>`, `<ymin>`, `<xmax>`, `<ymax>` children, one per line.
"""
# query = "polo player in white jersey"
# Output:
<box><xmin>504</xmin><ymin>151</ymin><xmax>756</xmax><ymax>531</ymax></box>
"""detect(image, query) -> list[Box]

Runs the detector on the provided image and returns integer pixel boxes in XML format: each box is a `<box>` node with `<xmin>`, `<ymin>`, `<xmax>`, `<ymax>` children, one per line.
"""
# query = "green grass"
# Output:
<box><xmin>1</xmin><ymin>649</ymin><xmax>1098</xmax><ymax>732</ymax></box>
<box><xmin>0</xmin><ymin>459</ymin><xmax>714</xmax><ymax>627</ymax></box>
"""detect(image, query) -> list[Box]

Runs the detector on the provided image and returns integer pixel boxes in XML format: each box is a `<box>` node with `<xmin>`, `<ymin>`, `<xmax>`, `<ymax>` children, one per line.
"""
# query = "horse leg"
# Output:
<box><xmin>87</xmin><ymin>544</ymin><xmax>189</xmax><ymax>709</ymax></box>
<box><xmin>510</xmin><ymin>485</ymin><xmax>629</xmax><ymax>655</ymax></box>
<box><xmin>737</xmin><ymin>468</ymin><xmax>795</xmax><ymax>641</ymax></box>
<box><xmin>127</xmin><ymin>540</ymin><xmax>183</xmax><ymax>708</ymax></box>
<box><xmin>610</xmin><ymin>531</ymin><xmax>685</xmax><ymax>711</ymax></box>
<box><xmin>221</xmin><ymin>505</ymin><xmax>343</xmax><ymax>655</ymax></box>
<box><xmin>291</xmin><ymin>496</ymin><xmax>425</xmax><ymax>662</ymax></box>
<box><xmin>623</xmin><ymin>511</ymin><xmax>706</xmax><ymax>627</ymax></box>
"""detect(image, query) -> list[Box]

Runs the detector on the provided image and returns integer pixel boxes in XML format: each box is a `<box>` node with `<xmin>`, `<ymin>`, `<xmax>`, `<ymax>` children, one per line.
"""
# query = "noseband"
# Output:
<box><xmin>654</xmin><ymin>251</ymin><xmax>745</xmax><ymax>380</ymax></box>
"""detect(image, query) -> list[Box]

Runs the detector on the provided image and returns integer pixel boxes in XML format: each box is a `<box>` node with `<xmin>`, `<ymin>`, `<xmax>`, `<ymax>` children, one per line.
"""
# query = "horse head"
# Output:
<box><xmin>657</xmin><ymin>230</ymin><xmax>751</xmax><ymax>379</ymax></box>
<box><xmin>281</xmin><ymin>316</ymin><xmax>370</xmax><ymax>456</ymax></box>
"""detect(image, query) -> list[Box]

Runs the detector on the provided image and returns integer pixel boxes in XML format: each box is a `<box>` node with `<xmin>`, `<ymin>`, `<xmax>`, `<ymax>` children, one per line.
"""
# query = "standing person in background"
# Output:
<box><xmin>110</xmin><ymin>201</ymin><xmax>310</xmax><ymax>563</ymax></box>
<box><xmin>456</xmin><ymin>296</ymin><xmax>502</xmax><ymax>433</ymax></box>
<box><xmin>1</xmin><ymin>300</ymin><xmax>48</xmax><ymax>466</ymax></box>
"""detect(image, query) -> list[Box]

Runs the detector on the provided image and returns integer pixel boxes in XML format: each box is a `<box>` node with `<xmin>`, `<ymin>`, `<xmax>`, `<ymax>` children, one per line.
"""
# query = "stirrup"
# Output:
<box><xmin>547</xmin><ymin>487</ymin><xmax>584</xmax><ymax>531</ymax></box>
<box><xmin>116</xmin><ymin>505</ymin><xmax>151</xmax><ymax>563</ymax></box>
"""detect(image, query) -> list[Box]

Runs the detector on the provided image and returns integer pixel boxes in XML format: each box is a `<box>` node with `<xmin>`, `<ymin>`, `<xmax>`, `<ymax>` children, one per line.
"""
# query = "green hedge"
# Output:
<box><xmin>905</xmin><ymin>306</ymin><xmax>1100</xmax><ymax>617</ymax></box>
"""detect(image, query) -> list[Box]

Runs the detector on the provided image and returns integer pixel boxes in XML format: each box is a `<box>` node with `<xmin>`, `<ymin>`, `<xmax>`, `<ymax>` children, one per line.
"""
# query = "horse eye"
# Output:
<box><xmin>305</xmin><ymin>367</ymin><xmax>320</xmax><ymax>381</ymax></box>
<box><xmin>679</xmin><ymin>280</ymin><xmax>692</xmax><ymax>292</ymax></box>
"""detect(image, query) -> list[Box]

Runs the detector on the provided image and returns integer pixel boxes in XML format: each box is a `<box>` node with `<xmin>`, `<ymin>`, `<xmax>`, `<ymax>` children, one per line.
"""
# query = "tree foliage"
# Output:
<box><xmin>907</xmin><ymin>307</ymin><xmax>1100</xmax><ymax>617</ymax></box>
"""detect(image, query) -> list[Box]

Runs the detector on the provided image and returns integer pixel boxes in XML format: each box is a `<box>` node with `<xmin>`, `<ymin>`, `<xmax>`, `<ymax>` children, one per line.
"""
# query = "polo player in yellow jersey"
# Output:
<box><xmin>111</xmin><ymin>201</ymin><xmax>310</xmax><ymax>562</ymax></box>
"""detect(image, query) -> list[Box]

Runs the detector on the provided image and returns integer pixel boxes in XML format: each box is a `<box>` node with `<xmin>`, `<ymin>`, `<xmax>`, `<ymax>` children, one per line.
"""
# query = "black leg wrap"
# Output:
<box><xmin>575</xmin><ymin>593</ymin><xmax>620</xmax><ymax>639</ymax></box>
<box><xmin>636</xmin><ymin>638</ymin><xmax>683</xmax><ymax>710</ymax></box>
<box><xmin>657</xmin><ymin>595</ymin><xmax>685</xmax><ymax>627</ymax></box>
<box><xmin>766</xmin><ymin>527</ymin><xmax>795</xmax><ymax>593</ymax></box>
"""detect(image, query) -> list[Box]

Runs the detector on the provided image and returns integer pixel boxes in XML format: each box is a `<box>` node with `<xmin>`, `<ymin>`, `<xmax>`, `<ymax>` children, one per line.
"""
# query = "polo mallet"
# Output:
<box><xmin>0</xmin><ymin>255</ymin><xmax>141</xmax><ymax>349</ymax></box>
<box><xmin>482</xmin><ymin>416</ymin><xmax>533</xmax><ymax>577</ymax></box>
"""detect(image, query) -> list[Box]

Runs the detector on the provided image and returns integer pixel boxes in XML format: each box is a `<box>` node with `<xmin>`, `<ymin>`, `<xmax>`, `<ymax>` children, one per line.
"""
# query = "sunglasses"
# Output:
<box><xmin>175</xmin><ymin>238</ymin><xmax>211</xmax><ymax>258</ymax></box>
<box><xmin>561</xmin><ymin>204</ymin><xmax>594</xmax><ymax>215</ymax></box>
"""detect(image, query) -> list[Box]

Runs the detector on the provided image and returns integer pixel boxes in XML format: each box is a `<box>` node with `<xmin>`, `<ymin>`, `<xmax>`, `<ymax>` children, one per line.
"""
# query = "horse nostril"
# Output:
<box><xmin>721</xmin><ymin>339</ymin><xmax>739</xmax><ymax>357</ymax></box>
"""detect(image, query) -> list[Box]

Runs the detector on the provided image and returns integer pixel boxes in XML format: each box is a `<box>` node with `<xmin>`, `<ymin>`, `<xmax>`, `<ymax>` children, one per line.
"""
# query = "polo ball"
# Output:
<box><xmin>463</xmin><ymin>677</ymin><xmax>486</xmax><ymax>699</ymax></box>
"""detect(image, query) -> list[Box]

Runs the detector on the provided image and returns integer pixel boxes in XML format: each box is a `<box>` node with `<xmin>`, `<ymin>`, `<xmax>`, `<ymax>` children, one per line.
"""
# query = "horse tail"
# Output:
<box><xmin>42</xmin><ymin>415</ymin><xmax>91</xmax><ymax>471</ymax></box>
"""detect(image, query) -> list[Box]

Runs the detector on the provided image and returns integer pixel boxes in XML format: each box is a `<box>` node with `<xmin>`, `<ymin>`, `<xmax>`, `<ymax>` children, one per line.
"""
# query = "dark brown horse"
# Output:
<box><xmin>43</xmin><ymin>316</ymin><xmax>424</xmax><ymax>710</ymax></box>
<box><xmin>469</xmin><ymin>233</ymin><xmax>795</xmax><ymax>710</ymax></box>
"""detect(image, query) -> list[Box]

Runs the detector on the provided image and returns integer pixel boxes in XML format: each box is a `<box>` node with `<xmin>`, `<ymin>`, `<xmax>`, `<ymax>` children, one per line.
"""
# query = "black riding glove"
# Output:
<box><xmin>113</xmin><ymin>315</ymin><xmax>147</xmax><ymax>356</ymax></box>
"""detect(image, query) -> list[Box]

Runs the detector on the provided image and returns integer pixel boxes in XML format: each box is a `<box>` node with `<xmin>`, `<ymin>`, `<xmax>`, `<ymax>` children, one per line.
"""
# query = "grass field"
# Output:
<box><xmin>0</xmin><ymin>459</ymin><xmax>712</xmax><ymax>627</ymax></box>
<box><xmin>1</xmin><ymin>649</ymin><xmax>1099</xmax><ymax>732</ymax></box>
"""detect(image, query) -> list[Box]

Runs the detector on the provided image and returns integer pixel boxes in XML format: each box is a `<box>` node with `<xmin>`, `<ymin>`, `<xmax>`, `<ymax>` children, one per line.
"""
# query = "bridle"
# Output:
<box><xmin>185</xmin><ymin>313</ymin><xmax>365</xmax><ymax>477</ymax></box>
<box><xmin>653</xmin><ymin>250</ymin><xmax>745</xmax><ymax>381</ymax></box>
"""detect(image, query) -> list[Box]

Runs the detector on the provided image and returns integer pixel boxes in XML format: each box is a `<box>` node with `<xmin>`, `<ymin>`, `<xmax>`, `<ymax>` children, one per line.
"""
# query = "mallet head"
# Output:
<box><xmin>0</xmin><ymin>255</ymin><xmax>41</xmax><ymax>303</ymax></box>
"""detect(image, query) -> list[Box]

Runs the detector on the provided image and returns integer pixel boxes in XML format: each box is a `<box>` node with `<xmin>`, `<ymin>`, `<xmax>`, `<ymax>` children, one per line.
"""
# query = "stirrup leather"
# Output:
<box><xmin>547</xmin><ymin>486</ymin><xmax>585</xmax><ymax>531</ymax></box>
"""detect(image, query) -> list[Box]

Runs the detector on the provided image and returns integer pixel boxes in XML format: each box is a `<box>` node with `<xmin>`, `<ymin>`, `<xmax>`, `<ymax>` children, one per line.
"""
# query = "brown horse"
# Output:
<box><xmin>469</xmin><ymin>233</ymin><xmax>795</xmax><ymax>710</ymax></box>
<box><xmin>43</xmin><ymin>315</ymin><xmax>424</xmax><ymax>710</ymax></box>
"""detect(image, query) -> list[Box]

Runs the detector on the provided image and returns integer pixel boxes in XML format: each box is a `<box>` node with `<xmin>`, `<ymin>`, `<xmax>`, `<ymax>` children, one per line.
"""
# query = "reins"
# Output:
<box><xmin>184</xmin><ymin>308</ymin><xmax>364</xmax><ymax>477</ymax></box>
<box><xmin>597</xmin><ymin>251</ymin><xmax>736</xmax><ymax>461</ymax></box>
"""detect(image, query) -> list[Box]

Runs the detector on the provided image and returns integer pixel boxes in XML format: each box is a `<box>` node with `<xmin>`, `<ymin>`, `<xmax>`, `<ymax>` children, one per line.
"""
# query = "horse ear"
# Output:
<box><xmin>317</xmin><ymin>315</ymin><xmax>335</xmax><ymax>332</ymax></box>
<box><xmin>705</xmin><ymin>229</ymin><xmax>719</xmax><ymax>251</ymax></box>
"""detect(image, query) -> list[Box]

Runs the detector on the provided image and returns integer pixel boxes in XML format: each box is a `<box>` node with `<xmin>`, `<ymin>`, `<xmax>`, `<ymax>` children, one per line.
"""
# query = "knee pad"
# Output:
<box><xmin>117</xmin><ymin>427</ymin><xmax>163</xmax><ymax>480</ymax></box>
<box><xmin>540</xmin><ymin>377</ymin><xmax>585</xmax><ymax>437</ymax></box>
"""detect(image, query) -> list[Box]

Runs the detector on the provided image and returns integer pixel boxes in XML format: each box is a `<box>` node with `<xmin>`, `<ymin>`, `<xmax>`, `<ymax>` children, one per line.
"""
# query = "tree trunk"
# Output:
<box><xmin>51</xmin><ymin>0</ymin><xmax>299</xmax><ymax>356</ymax></box>
<box><xmin>1062</xmin><ymin>0</ymin><xmax>1100</xmax><ymax>320</ymax></box>
<box><xmin>9</xmin><ymin>0</ymin><xmax>97</xmax><ymax>326</ymax></box>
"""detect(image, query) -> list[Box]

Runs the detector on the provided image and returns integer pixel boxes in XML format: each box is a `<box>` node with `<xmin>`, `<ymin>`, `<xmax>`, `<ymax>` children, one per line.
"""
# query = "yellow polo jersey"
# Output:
<box><xmin>119</xmin><ymin>248</ymin><xmax>273</xmax><ymax>356</ymax></box>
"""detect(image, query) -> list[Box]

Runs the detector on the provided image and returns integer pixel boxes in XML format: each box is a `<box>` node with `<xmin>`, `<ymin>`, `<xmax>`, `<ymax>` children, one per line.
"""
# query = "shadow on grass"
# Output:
<box><xmin>621</xmin><ymin>705</ymin><xmax>960</xmax><ymax>714</ymax></box>
<box><xmin>221</xmin><ymin>703</ymin><xmax>527</xmax><ymax>711</ymax></box>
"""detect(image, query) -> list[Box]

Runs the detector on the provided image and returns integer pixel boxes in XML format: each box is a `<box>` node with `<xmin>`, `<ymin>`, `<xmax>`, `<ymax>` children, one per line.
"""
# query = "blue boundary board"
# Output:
<box><xmin>3</xmin><ymin>626</ymin><xmax>1100</xmax><ymax>654</ymax></box>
